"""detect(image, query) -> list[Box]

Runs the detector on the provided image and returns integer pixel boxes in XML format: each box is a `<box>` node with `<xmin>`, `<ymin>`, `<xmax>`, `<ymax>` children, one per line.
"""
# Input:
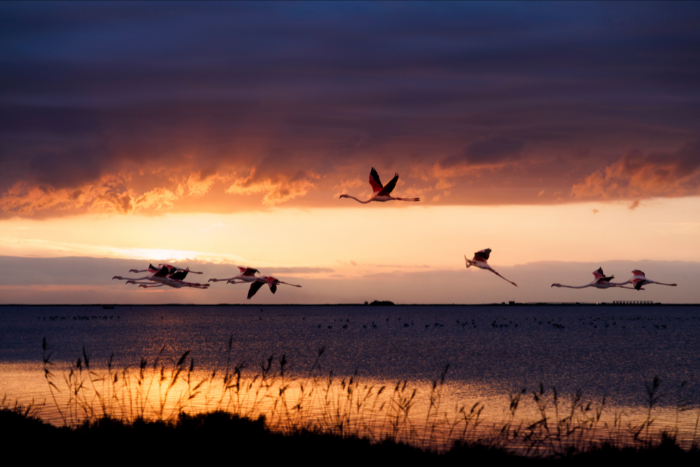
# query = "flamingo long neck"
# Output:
<box><xmin>555</xmin><ymin>284</ymin><xmax>592</xmax><ymax>289</ymax></box>
<box><xmin>344</xmin><ymin>195</ymin><xmax>371</xmax><ymax>204</ymax></box>
<box><xmin>116</xmin><ymin>274</ymin><xmax>151</xmax><ymax>281</ymax></box>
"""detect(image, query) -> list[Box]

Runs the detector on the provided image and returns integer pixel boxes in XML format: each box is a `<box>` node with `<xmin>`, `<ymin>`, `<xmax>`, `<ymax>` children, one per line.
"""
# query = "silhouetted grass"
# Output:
<box><xmin>2</xmin><ymin>337</ymin><xmax>697</xmax><ymax>461</ymax></box>
<box><xmin>1</xmin><ymin>405</ymin><xmax>699</xmax><ymax>464</ymax></box>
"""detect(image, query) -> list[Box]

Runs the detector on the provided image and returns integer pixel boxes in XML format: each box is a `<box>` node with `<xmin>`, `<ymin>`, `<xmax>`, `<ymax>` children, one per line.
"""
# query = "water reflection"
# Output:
<box><xmin>3</xmin><ymin>356</ymin><xmax>699</xmax><ymax>452</ymax></box>
<box><xmin>2</xmin><ymin>305</ymin><xmax>700</xmax><ymax>451</ymax></box>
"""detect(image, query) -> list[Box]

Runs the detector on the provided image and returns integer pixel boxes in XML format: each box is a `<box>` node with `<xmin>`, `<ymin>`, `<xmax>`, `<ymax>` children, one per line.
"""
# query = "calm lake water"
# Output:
<box><xmin>2</xmin><ymin>304</ymin><xmax>700</xmax><ymax>441</ymax></box>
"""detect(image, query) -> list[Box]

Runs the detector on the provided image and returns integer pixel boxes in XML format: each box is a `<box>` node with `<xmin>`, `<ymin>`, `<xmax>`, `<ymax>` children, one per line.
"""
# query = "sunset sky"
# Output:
<box><xmin>1</xmin><ymin>2</ymin><xmax>699</xmax><ymax>303</ymax></box>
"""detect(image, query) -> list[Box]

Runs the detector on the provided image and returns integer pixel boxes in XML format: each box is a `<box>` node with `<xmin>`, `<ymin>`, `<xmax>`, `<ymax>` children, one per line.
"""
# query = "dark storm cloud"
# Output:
<box><xmin>440</xmin><ymin>136</ymin><xmax>525</xmax><ymax>168</ymax></box>
<box><xmin>1</xmin><ymin>2</ymin><xmax>699</xmax><ymax>216</ymax></box>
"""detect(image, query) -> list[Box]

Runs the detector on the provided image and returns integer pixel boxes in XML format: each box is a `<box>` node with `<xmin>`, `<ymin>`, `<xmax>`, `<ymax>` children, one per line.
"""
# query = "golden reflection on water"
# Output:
<box><xmin>2</xmin><ymin>361</ymin><xmax>699</xmax><ymax>452</ymax></box>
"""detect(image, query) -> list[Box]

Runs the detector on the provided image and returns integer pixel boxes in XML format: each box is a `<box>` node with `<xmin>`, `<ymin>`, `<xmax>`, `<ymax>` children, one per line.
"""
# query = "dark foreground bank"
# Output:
<box><xmin>2</xmin><ymin>409</ymin><xmax>698</xmax><ymax>465</ymax></box>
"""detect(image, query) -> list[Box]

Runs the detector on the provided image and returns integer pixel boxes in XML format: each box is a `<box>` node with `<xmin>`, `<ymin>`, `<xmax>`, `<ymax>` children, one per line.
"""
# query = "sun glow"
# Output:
<box><xmin>1</xmin><ymin>198</ymin><xmax>699</xmax><ymax>303</ymax></box>
<box><xmin>1</xmin><ymin>198</ymin><xmax>699</xmax><ymax>269</ymax></box>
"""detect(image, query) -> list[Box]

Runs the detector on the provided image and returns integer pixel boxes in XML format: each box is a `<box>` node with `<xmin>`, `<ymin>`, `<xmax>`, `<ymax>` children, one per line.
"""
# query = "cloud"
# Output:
<box><xmin>225</xmin><ymin>168</ymin><xmax>318</xmax><ymax>206</ymax></box>
<box><xmin>266</xmin><ymin>267</ymin><xmax>334</xmax><ymax>274</ymax></box>
<box><xmin>439</xmin><ymin>136</ymin><xmax>525</xmax><ymax>170</ymax></box>
<box><xmin>1</xmin><ymin>3</ymin><xmax>699</xmax><ymax>217</ymax></box>
<box><xmin>571</xmin><ymin>140</ymin><xmax>700</xmax><ymax>200</ymax></box>
<box><xmin>0</xmin><ymin>176</ymin><xmax>133</xmax><ymax>216</ymax></box>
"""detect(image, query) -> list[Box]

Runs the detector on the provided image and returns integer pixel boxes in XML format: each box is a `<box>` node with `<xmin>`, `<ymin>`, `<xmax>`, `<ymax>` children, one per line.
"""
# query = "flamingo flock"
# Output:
<box><xmin>115</xmin><ymin>264</ymin><xmax>301</xmax><ymax>300</ymax></box>
<box><xmin>113</xmin><ymin>264</ymin><xmax>210</xmax><ymax>289</ymax></box>
<box><xmin>111</xmin><ymin>167</ymin><xmax>679</xmax><ymax>298</ymax></box>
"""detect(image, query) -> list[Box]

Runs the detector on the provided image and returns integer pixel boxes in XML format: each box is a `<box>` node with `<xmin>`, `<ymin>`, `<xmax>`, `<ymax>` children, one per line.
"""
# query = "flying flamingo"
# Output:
<box><xmin>113</xmin><ymin>264</ymin><xmax>171</xmax><ymax>282</ymax></box>
<box><xmin>208</xmin><ymin>267</ymin><xmax>260</xmax><ymax>284</ymax></box>
<box><xmin>246</xmin><ymin>276</ymin><xmax>302</xmax><ymax>299</ymax></box>
<box><xmin>129</xmin><ymin>263</ymin><xmax>202</xmax><ymax>275</ymax></box>
<box><xmin>464</xmin><ymin>248</ymin><xmax>517</xmax><ymax>287</ymax></box>
<box><xmin>551</xmin><ymin>267</ymin><xmax>634</xmax><ymax>290</ymax></box>
<box><xmin>114</xmin><ymin>264</ymin><xmax>209</xmax><ymax>289</ymax></box>
<box><xmin>612</xmin><ymin>270</ymin><xmax>677</xmax><ymax>291</ymax></box>
<box><xmin>339</xmin><ymin>168</ymin><xmax>420</xmax><ymax>203</ymax></box>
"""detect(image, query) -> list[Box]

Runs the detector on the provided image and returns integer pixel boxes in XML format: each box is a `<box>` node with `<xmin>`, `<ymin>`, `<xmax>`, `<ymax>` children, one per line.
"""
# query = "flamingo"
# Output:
<box><xmin>464</xmin><ymin>248</ymin><xmax>517</xmax><ymax>287</ymax></box>
<box><xmin>113</xmin><ymin>264</ymin><xmax>171</xmax><ymax>282</ymax></box>
<box><xmin>130</xmin><ymin>280</ymin><xmax>209</xmax><ymax>289</ymax></box>
<box><xmin>129</xmin><ymin>263</ymin><xmax>202</xmax><ymax>275</ymax></box>
<box><xmin>551</xmin><ymin>267</ymin><xmax>635</xmax><ymax>289</ymax></box>
<box><xmin>339</xmin><ymin>168</ymin><xmax>420</xmax><ymax>203</ymax></box>
<box><xmin>246</xmin><ymin>276</ymin><xmax>302</xmax><ymax>299</ymax></box>
<box><xmin>613</xmin><ymin>270</ymin><xmax>677</xmax><ymax>291</ymax></box>
<box><xmin>160</xmin><ymin>264</ymin><xmax>202</xmax><ymax>275</ymax></box>
<box><xmin>208</xmin><ymin>267</ymin><xmax>260</xmax><ymax>284</ymax></box>
<box><xmin>114</xmin><ymin>264</ymin><xmax>209</xmax><ymax>289</ymax></box>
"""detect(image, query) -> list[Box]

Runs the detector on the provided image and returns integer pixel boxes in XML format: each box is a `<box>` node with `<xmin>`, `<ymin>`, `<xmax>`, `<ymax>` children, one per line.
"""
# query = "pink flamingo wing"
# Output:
<box><xmin>369</xmin><ymin>168</ymin><xmax>383</xmax><ymax>193</ymax></box>
<box><xmin>378</xmin><ymin>173</ymin><xmax>399</xmax><ymax>196</ymax></box>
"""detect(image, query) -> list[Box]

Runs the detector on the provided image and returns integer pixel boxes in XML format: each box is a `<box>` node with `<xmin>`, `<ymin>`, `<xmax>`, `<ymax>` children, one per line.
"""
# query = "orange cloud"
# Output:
<box><xmin>225</xmin><ymin>168</ymin><xmax>318</xmax><ymax>206</ymax></box>
<box><xmin>571</xmin><ymin>140</ymin><xmax>700</xmax><ymax>200</ymax></box>
<box><xmin>0</xmin><ymin>176</ymin><xmax>134</xmax><ymax>216</ymax></box>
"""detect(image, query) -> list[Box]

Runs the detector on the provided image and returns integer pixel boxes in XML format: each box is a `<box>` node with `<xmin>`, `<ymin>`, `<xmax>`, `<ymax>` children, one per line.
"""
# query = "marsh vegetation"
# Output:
<box><xmin>2</xmin><ymin>337</ymin><xmax>692</xmax><ymax>461</ymax></box>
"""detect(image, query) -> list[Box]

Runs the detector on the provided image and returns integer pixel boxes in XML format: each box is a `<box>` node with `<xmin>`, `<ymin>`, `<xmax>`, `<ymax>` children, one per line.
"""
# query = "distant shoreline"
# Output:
<box><xmin>2</xmin><ymin>303</ymin><xmax>700</xmax><ymax>307</ymax></box>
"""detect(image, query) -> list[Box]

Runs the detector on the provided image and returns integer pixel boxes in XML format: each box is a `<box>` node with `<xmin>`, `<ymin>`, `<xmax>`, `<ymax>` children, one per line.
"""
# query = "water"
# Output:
<box><xmin>2</xmin><ymin>304</ymin><xmax>700</xmax><ymax>445</ymax></box>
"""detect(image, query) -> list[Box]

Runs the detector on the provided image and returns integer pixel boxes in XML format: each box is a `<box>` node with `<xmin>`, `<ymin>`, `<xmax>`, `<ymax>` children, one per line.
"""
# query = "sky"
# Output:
<box><xmin>1</xmin><ymin>1</ymin><xmax>699</xmax><ymax>303</ymax></box>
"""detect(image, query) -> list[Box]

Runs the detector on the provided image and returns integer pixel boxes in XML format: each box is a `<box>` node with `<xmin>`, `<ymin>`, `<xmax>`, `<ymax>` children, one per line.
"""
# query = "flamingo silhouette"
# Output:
<box><xmin>114</xmin><ymin>264</ymin><xmax>209</xmax><ymax>289</ymax></box>
<box><xmin>613</xmin><ymin>270</ymin><xmax>677</xmax><ymax>291</ymax></box>
<box><xmin>246</xmin><ymin>276</ymin><xmax>302</xmax><ymax>299</ymax></box>
<box><xmin>208</xmin><ymin>267</ymin><xmax>260</xmax><ymax>284</ymax></box>
<box><xmin>128</xmin><ymin>263</ymin><xmax>202</xmax><ymax>275</ymax></box>
<box><xmin>551</xmin><ymin>267</ymin><xmax>634</xmax><ymax>290</ymax></box>
<box><xmin>464</xmin><ymin>248</ymin><xmax>517</xmax><ymax>287</ymax></box>
<box><xmin>339</xmin><ymin>168</ymin><xmax>420</xmax><ymax>203</ymax></box>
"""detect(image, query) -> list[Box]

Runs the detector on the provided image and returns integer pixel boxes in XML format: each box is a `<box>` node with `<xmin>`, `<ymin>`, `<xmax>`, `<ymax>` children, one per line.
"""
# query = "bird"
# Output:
<box><xmin>613</xmin><ymin>270</ymin><xmax>677</xmax><ymax>291</ymax></box>
<box><xmin>246</xmin><ymin>276</ymin><xmax>302</xmax><ymax>299</ymax></box>
<box><xmin>339</xmin><ymin>167</ymin><xmax>420</xmax><ymax>203</ymax></box>
<box><xmin>113</xmin><ymin>264</ymin><xmax>209</xmax><ymax>289</ymax></box>
<box><xmin>208</xmin><ymin>267</ymin><xmax>260</xmax><ymax>284</ymax></box>
<box><xmin>464</xmin><ymin>248</ymin><xmax>517</xmax><ymax>287</ymax></box>
<box><xmin>551</xmin><ymin>267</ymin><xmax>634</xmax><ymax>289</ymax></box>
<box><xmin>128</xmin><ymin>263</ymin><xmax>202</xmax><ymax>275</ymax></box>
<box><xmin>113</xmin><ymin>264</ymin><xmax>171</xmax><ymax>283</ymax></box>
